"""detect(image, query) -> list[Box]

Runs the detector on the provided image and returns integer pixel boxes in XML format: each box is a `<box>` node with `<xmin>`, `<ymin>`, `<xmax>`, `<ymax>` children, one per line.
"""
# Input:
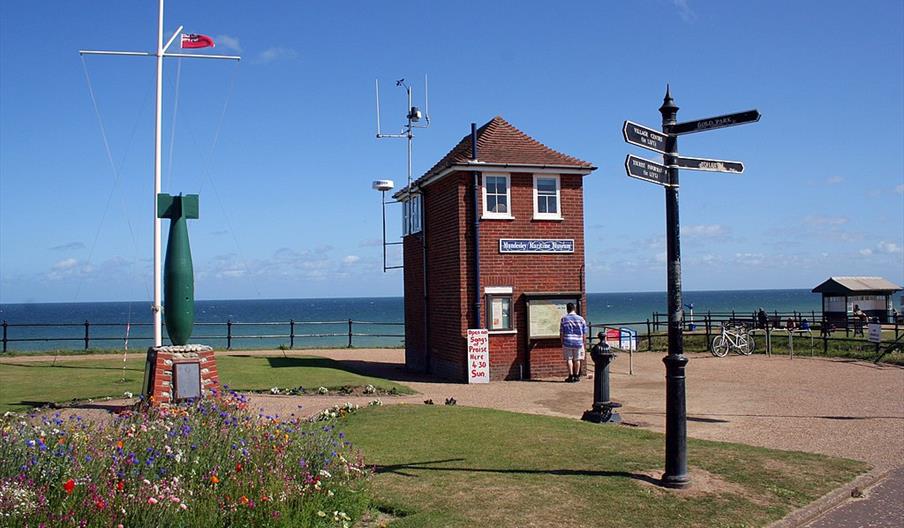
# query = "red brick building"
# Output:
<box><xmin>395</xmin><ymin>116</ymin><xmax>596</xmax><ymax>381</ymax></box>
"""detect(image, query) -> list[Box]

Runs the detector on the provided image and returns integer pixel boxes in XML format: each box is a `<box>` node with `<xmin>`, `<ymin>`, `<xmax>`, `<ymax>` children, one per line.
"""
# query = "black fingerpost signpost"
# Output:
<box><xmin>623</xmin><ymin>86</ymin><xmax>760</xmax><ymax>489</ymax></box>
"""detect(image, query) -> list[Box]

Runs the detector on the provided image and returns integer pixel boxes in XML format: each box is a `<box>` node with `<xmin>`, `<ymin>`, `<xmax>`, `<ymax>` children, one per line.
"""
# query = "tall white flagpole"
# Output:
<box><xmin>153</xmin><ymin>0</ymin><xmax>164</xmax><ymax>347</ymax></box>
<box><xmin>79</xmin><ymin>0</ymin><xmax>240</xmax><ymax>348</ymax></box>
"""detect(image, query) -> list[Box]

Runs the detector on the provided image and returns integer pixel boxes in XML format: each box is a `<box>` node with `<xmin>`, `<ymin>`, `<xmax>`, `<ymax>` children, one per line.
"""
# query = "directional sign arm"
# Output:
<box><xmin>623</xmin><ymin>120</ymin><xmax>670</xmax><ymax>154</ymax></box>
<box><xmin>673</xmin><ymin>156</ymin><xmax>744</xmax><ymax>173</ymax></box>
<box><xmin>669</xmin><ymin>109</ymin><xmax>761</xmax><ymax>135</ymax></box>
<box><xmin>625</xmin><ymin>154</ymin><xmax>672</xmax><ymax>187</ymax></box>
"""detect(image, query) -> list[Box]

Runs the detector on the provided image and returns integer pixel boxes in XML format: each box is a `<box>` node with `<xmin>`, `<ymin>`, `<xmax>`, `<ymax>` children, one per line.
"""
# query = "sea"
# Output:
<box><xmin>0</xmin><ymin>290</ymin><xmax>823</xmax><ymax>353</ymax></box>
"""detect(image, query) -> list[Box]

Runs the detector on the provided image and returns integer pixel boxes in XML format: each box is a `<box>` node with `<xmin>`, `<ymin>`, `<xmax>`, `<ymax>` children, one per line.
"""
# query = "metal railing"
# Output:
<box><xmin>0</xmin><ymin>319</ymin><xmax>404</xmax><ymax>353</ymax></box>
<box><xmin>595</xmin><ymin>312</ymin><xmax>901</xmax><ymax>360</ymax></box>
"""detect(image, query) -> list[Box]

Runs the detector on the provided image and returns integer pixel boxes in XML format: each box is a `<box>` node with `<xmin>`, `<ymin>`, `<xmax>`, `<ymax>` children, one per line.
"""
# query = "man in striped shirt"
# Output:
<box><xmin>560</xmin><ymin>302</ymin><xmax>588</xmax><ymax>383</ymax></box>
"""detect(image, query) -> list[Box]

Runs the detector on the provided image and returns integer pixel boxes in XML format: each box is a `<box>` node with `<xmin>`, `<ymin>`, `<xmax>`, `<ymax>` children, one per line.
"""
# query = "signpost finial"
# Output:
<box><xmin>659</xmin><ymin>84</ymin><xmax>678</xmax><ymax>122</ymax></box>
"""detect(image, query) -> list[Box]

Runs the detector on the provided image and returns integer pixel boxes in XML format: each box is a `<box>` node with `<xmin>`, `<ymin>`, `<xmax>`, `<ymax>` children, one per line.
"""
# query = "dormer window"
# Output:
<box><xmin>482</xmin><ymin>173</ymin><xmax>512</xmax><ymax>219</ymax></box>
<box><xmin>533</xmin><ymin>174</ymin><xmax>561</xmax><ymax>220</ymax></box>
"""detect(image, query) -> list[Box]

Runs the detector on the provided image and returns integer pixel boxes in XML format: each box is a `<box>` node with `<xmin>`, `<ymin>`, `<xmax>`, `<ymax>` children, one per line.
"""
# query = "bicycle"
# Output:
<box><xmin>710</xmin><ymin>322</ymin><xmax>755</xmax><ymax>357</ymax></box>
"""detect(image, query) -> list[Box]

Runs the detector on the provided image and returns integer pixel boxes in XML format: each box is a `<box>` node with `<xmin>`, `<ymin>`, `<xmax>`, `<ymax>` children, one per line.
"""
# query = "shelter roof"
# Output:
<box><xmin>811</xmin><ymin>276</ymin><xmax>902</xmax><ymax>295</ymax></box>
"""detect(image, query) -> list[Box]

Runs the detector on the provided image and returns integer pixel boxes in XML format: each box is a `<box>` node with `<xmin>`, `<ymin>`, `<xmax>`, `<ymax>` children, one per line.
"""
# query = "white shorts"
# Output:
<box><xmin>563</xmin><ymin>346</ymin><xmax>585</xmax><ymax>361</ymax></box>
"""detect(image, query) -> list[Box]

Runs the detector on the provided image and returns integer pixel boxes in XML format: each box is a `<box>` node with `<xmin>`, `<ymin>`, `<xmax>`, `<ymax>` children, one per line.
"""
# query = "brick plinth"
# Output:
<box><xmin>144</xmin><ymin>345</ymin><xmax>220</xmax><ymax>406</ymax></box>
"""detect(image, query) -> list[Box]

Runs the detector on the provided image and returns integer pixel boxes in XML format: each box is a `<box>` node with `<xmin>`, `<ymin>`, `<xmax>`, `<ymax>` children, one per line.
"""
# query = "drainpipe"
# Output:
<box><xmin>471</xmin><ymin>123</ymin><xmax>482</xmax><ymax>329</ymax></box>
<box><xmin>422</xmin><ymin>189</ymin><xmax>431</xmax><ymax>372</ymax></box>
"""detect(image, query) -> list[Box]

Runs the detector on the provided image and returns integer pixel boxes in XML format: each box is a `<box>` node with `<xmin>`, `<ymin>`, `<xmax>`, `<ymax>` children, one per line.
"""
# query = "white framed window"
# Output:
<box><xmin>482</xmin><ymin>173</ymin><xmax>513</xmax><ymax>219</ymax></box>
<box><xmin>533</xmin><ymin>174</ymin><xmax>561</xmax><ymax>220</ymax></box>
<box><xmin>486</xmin><ymin>286</ymin><xmax>514</xmax><ymax>331</ymax></box>
<box><xmin>402</xmin><ymin>194</ymin><xmax>422</xmax><ymax>235</ymax></box>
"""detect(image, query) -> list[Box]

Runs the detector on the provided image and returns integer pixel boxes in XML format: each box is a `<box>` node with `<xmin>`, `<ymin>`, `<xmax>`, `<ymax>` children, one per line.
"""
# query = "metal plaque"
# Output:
<box><xmin>173</xmin><ymin>362</ymin><xmax>201</xmax><ymax>401</ymax></box>
<box><xmin>623</xmin><ymin>120</ymin><xmax>670</xmax><ymax>154</ymax></box>
<box><xmin>625</xmin><ymin>154</ymin><xmax>672</xmax><ymax>187</ymax></box>
<box><xmin>670</xmin><ymin>109</ymin><xmax>761</xmax><ymax>135</ymax></box>
<box><xmin>673</xmin><ymin>156</ymin><xmax>745</xmax><ymax>173</ymax></box>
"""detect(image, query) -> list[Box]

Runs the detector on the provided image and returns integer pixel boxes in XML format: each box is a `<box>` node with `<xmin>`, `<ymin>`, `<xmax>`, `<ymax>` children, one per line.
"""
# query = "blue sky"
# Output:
<box><xmin>1</xmin><ymin>0</ymin><xmax>902</xmax><ymax>303</ymax></box>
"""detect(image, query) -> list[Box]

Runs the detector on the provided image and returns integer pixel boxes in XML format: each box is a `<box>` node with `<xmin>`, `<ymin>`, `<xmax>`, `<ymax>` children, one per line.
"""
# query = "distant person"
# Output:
<box><xmin>560</xmin><ymin>303</ymin><xmax>589</xmax><ymax>383</ymax></box>
<box><xmin>757</xmin><ymin>308</ymin><xmax>768</xmax><ymax>329</ymax></box>
<box><xmin>786</xmin><ymin>317</ymin><xmax>796</xmax><ymax>330</ymax></box>
<box><xmin>852</xmin><ymin>304</ymin><xmax>866</xmax><ymax>336</ymax></box>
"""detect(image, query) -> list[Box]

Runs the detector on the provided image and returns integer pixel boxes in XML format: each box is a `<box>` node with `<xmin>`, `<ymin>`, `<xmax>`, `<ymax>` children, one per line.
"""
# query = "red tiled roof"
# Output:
<box><xmin>419</xmin><ymin>116</ymin><xmax>594</xmax><ymax>184</ymax></box>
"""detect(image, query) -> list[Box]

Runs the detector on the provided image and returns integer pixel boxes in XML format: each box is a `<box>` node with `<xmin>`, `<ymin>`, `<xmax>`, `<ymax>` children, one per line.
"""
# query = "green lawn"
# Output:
<box><xmin>341</xmin><ymin>405</ymin><xmax>868</xmax><ymax>528</ymax></box>
<box><xmin>0</xmin><ymin>355</ymin><xmax>413</xmax><ymax>412</ymax></box>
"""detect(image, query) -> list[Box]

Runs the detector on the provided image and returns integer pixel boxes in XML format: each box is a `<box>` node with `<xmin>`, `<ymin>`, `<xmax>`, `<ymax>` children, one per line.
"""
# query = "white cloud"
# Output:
<box><xmin>671</xmin><ymin>0</ymin><xmax>697</xmax><ymax>22</ymax></box>
<box><xmin>825</xmin><ymin>175</ymin><xmax>843</xmax><ymax>185</ymax></box>
<box><xmin>53</xmin><ymin>258</ymin><xmax>78</xmax><ymax>270</ymax></box>
<box><xmin>342</xmin><ymin>255</ymin><xmax>361</xmax><ymax>264</ymax></box>
<box><xmin>50</xmin><ymin>242</ymin><xmax>85</xmax><ymax>251</ymax></box>
<box><xmin>895</xmin><ymin>184</ymin><xmax>904</xmax><ymax>194</ymax></box>
<box><xmin>256</xmin><ymin>47</ymin><xmax>298</xmax><ymax>64</ymax></box>
<box><xmin>734</xmin><ymin>252</ymin><xmax>766</xmax><ymax>266</ymax></box>
<box><xmin>215</xmin><ymin>34</ymin><xmax>242</xmax><ymax>53</ymax></box>
<box><xmin>877</xmin><ymin>241</ymin><xmax>902</xmax><ymax>254</ymax></box>
<box><xmin>682</xmin><ymin>224</ymin><xmax>729</xmax><ymax>238</ymax></box>
<box><xmin>859</xmin><ymin>248</ymin><xmax>873</xmax><ymax>256</ymax></box>
<box><xmin>803</xmin><ymin>215</ymin><xmax>848</xmax><ymax>226</ymax></box>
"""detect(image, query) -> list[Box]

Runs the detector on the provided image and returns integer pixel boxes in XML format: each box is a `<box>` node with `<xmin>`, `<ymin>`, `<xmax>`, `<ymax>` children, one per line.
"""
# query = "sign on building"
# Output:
<box><xmin>467</xmin><ymin>329</ymin><xmax>490</xmax><ymax>383</ymax></box>
<box><xmin>499</xmin><ymin>239</ymin><xmax>574</xmax><ymax>253</ymax></box>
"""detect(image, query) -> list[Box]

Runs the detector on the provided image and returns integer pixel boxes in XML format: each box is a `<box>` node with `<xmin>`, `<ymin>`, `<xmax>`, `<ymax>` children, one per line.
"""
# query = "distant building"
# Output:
<box><xmin>811</xmin><ymin>276</ymin><xmax>902</xmax><ymax>324</ymax></box>
<box><xmin>394</xmin><ymin>116</ymin><xmax>596</xmax><ymax>381</ymax></box>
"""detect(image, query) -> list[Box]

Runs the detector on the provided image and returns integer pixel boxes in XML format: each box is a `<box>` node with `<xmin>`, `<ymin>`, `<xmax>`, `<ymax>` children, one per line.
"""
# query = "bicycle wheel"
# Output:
<box><xmin>711</xmin><ymin>335</ymin><xmax>729</xmax><ymax>357</ymax></box>
<box><xmin>737</xmin><ymin>335</ymin><xmax>753</xmax><ymax>355</ymax></box>
<box><xmin>744</xmin><ymin>335</ymin><xmax>756</xmax><ymax>355</ymax></box>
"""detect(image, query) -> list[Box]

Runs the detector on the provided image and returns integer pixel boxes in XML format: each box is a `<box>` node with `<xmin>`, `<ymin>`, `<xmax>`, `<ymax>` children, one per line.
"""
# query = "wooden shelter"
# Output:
<box><xmin>811</xmin><ymin>276</ymin><xmax>902</xmax><ymax>324</ymax></box>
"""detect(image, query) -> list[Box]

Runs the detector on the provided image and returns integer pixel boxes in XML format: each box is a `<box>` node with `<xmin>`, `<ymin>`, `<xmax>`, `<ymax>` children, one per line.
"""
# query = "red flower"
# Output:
<box><xmin>63</xmin><ymin>479</ymin><xmax>75</xmax><ymax>494</ymax></box>
<box><xmin>235</xmin><ymin>463</ymin><xmax>243</xmax><ymax>473</ymax></box>
<box><xmin>94</xmin><ymin>498</ymin><xmax>106</xmax><ymax>510</ymax></box>
<box><xmin>116</xmin><ymin>481</ymin><xmax>124</xmax><ymax>492</ymax></box>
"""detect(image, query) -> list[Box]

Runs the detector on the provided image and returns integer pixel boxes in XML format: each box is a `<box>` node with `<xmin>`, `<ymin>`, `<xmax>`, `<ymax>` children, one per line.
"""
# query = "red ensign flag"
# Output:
<box><xmin>181</xmin><ymin>34</ymin><xmax>215</xmax><ymax>49</ymax></box>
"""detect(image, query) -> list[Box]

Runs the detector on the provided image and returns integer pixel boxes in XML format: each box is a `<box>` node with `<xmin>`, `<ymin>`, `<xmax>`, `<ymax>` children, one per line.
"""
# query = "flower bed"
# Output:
<box><xmin>0</xmin><ymin>391</ymin><xmax>370</xmax><ymax>527</ymax></box>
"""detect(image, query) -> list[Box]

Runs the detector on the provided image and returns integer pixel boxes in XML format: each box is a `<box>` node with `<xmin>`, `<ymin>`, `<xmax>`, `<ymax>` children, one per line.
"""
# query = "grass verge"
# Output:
<box><xmin>0</xmin><ymin>355</ymin><xmax>412</xmax><ymax>412</ymax></box>
<box><xmin>341</xmin><ymin>405</ymin><xmax>869</xmax><ymax>528</ymax></box>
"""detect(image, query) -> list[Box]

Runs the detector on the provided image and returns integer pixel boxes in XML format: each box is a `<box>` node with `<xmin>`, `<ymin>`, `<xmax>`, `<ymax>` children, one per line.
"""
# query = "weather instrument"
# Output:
<box><xmin>372</xmin><ymin>76</ymin><xmax>432</xmax><ymax>272</ymax></box>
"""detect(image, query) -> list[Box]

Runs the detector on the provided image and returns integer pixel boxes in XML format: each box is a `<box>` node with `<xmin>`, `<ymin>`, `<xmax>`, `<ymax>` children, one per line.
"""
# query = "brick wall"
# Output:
<box><xmin>402</xmin><ymin>176</ymin><xmax>467</xmax><ymax>380</ymax></box>
<box><xmin>402</xmin><ymin>234</ymin><xmax>426</xmax><ymax>372</ymax></box>
<box><xmin>402</xmin><ymin>170</ymin><xmax>587</xmax><ymax>382</ymax></box>
<box><xmin>472</xmin><ymin>171</ymin><xmax>586</xmax><ymax>380</ymax></box>
<box><xmin>148</xmin><ymin>347</ymin><xmax>219</xmax><ymax>406</ymax></box>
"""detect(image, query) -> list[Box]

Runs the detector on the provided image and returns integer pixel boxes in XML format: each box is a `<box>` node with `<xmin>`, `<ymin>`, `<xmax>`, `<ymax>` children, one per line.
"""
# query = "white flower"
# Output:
<box><xmin>270</xmin><ymin>387</ymin><xmax>280</xmax><ymax>394</ymax></box>
<box><xmin>319</xmin><ymin>469</ymin><xmax>332</xmax><ymax>479</ymax></box>
<box><xmin>317</xmin><ymin>386</ymin><xmax>329</xmax><ymax>394</ymax></box>
<box><xmin>123</xmin><ymin>391</ymin><xmax>133</xmax><ymax>398</ymax></box>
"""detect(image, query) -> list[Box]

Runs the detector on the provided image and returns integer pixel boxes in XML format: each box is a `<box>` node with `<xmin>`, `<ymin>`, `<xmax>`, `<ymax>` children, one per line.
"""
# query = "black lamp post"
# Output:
<box><xmin>660</xmin><ymin>86</ymin><xmax>690</xmax><ymax>489</ymax></box>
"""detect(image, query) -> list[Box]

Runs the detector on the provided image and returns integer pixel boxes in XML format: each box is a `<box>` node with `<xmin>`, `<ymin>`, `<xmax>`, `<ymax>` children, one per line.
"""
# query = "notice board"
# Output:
<box><xmin>524</xmin><ymin>293</ymin><xmax>581</xmax><ymax>340</ymax></box>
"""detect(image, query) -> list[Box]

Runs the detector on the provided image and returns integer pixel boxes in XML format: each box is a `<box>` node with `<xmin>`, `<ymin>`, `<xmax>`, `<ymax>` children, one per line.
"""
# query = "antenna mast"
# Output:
<box><xmin>373</xmin><ymin>75</ymin><xmax>431</xmax><ymax>271</ymax></box>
